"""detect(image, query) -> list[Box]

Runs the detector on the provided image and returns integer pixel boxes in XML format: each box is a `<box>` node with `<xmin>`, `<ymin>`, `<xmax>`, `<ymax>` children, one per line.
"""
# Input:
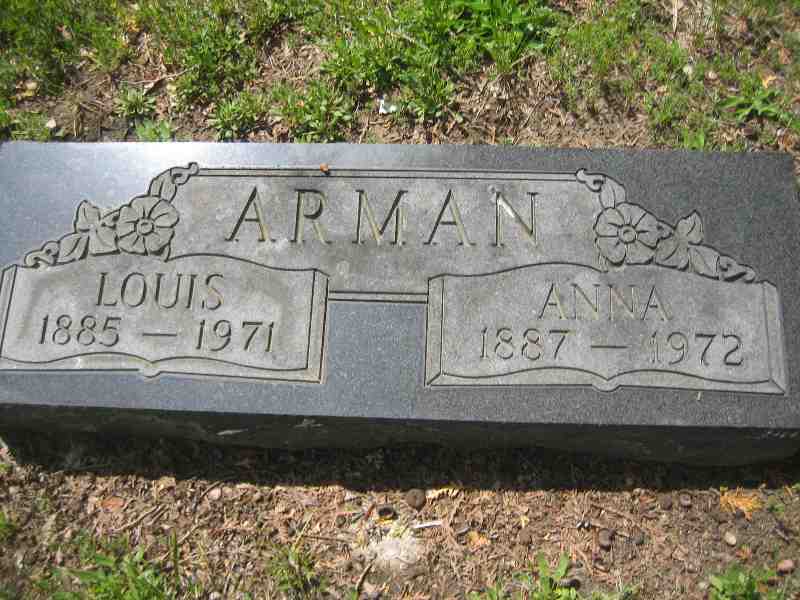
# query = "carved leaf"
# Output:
<box><xmin>56</xmin><ymin>232</ymin><xmax>89</xmax><ymax>264</ymax></box>
<box><xmin>88</xmin><ymin>225</ymin><xmax>118</xmax><ymax>255</ymax></box>
<box><xmin>718</xmin><ymin>255</ymin><xmax>757</xmax><ymax>283</ymax></box>
<box><xmin>74</xmin><ymin>200</ymin><xmax>101</xmax><ymax>231</ymax></box>
<box><xmin>655</xmin><ymin>234</ymin><xmax>689</xmax><ymax>269</ymax></box>
<box><xmin>688</xmin><ymin>244</ymin><xmax>720</xmax><ymax>279</ymax></box>
<box><xmin>599</xmin><ymin>176</ymin><xmax>626</xmax><ymax>209</ymax></box>
<box><xmin>676</xmin><ymin>211</ymin><xmax>704</xmax><ymax>244</ymax></box>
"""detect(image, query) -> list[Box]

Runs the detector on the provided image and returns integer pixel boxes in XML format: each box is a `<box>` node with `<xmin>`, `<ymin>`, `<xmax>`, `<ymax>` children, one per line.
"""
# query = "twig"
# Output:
<box><xmin>112</xmin><ymin>505</ymin><xmax>164</xmax><ymax>534</ymax></box>
<box><xmin>411</xmin><ymin>520</ymin><xmax>443</xmax><ymax>530</ymax></box>
<box><xmin>672</xmin><ymin>0</ymin><xmax>679</xmax><ymax>34</ymax></box>
<box><xmin>156</xmin><ymin>518</ymin><xmax>208</xmax><ymax>562</ymax></box>
<box><xmin>304</xmin><ymin>534</ymin><xmax>353</xmax><ymax>544</ymax></box>
<box><xmin>356</xmin><ymin>560</ymin><xmax>374</xmax><ymax>597</ymax></box>
<box><xmin>194</xmin><ymin>476</ymin><xmax>236</xmax><ymax>510</ymax></box>
<box><xmin>576</xmin><ymin>546</ymin><xmax>593</xmax><ymax>577</ymax></box>
<box><xmin>358</xmin><ymin>112</ymin><xmax>371</xmax><ymax>144</ymax></box>
<box><xmin>510</xmin><ymin>90</ymin><xmax>550</xmax><ymax>145</ymax></box>
<box><xmin>590</xmin><ymin>503</ymin><xmax>639</xmax><ymax>525</ymax></box>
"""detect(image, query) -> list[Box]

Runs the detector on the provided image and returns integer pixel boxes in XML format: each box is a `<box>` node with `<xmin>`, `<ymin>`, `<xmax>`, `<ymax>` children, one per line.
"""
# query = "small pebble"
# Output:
<box><xmin>777</xmin><ymin>559</ymin><xmax>795</xmax><ymax>575</ymax></box>
<box><xmin>698</xmin><ymin>581</ymin><xmax>709</xmax><ymax>592</ymax></box>
<box><xmin>679</xmin><ymin>493</ymin><xmax>692</xmax><ymax>508</ymax></box>
<box><xmin>404</xmin><ymin>489</ymin><xmax>426</xmax><ymax>511</ymax></box>
<box><xmin>659</xmin><ymin>494</ymin><xmax>673</xmax><ymax>510</ymax></box>
<box><xmin>709</xmin><ymin>509</ymin><xmax>730</xmax><ymax>524</ymax></box>
<box><xmin>598</xmin><ymin>528</ymin><xmax>614</xmax><ymax>551</ymax></box>
<box><xmin>518</xmin><ymin>525</ymin><xmax>536</xmax><ymax>545</ymax></box>
<box><xmin>724</xmin><ymin>531</ymin><xmax>737</xmax><ymax>547</ymax></box>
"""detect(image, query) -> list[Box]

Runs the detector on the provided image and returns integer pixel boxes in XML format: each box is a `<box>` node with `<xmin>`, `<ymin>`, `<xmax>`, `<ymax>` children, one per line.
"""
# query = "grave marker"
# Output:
<box><xmin>0</xmin><ymin>143</ymin><xmax>797</xmax><ymax>464</ymax></box>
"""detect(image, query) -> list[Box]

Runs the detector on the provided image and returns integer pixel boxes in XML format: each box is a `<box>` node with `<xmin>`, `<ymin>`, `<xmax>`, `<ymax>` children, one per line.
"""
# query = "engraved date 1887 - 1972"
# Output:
<box><xmin>479</xmin><ymin>327</ymin><xmax>743</xmax><ymax>368</ymax></box>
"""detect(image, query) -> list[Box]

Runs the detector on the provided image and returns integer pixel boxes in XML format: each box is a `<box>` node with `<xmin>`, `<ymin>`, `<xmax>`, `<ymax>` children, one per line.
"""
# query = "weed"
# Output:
<box><xmin>267</xmin><ymin>543</ymin><xmax>326</xmax><ymax>599</ymax></box>
<box><xmin>720</xmin><ymin>85</ymin><xmax>797</xmax><ymax>127</ymax></box>
<box><xmin>709</xmin><ymin>564</ymin><xmax>786</xmax><ymax>599</ymax></box>
<box><xmin>535</xmin><ymin>553</ymin><xmax>574</xmax><ymax>598</ymax></box>
<box><xmin>115</xmin><ymin>86</ymin><xmax>156</xmax><ymax>120</ymax></box>
<box><xmin>209</xmin><ymin>91</ymin><xmax>266</xmax><ymax>140</ymax></box>
<box><xmin>35</xmin><ymin>532</ymin><xmax>198</xmax><ymax>599</ymax></box>
<box><xmin>0</xmin><ymin>511</ymin><xmax>16</xmax><ymax>543</ymax></box>
<box><xmin>0</xmin><ymin>0</ymin><xmax>130</xmax><ymax>102</ymax></box>
<box><xmin>468</xmin><ymin>554</ymin><xmax>637</xmax><ymax>599</ymax></box>
<box><xmin>271</xmin><ymin>81</ymin><xmax>353</xmax><ymax>142</ymax></box>
<box><xmin>766</xmin><ymin>497</ymin><xmax>786</xmax><ymax>515</ymax></box>
<box><xmin>0</xmin><ymin>101</ymin><xmax>11</xmax><ymax>133</ymax></box>
<box><xmin>10</xmin><ymin>111</ymin><xmax>51</xmax><ymax>141</ymax></box>
<box><xmin>135</xmin><ymin>119</ymin><xmax>175</xmax><ymax>142</ymax></box>
<box><xmin>313</xmin><ymin>0</ymin><xmax>558</xmax><ymax>122</ymax></box>
<box><xmin>138</xmin><ymin>0</ymin><xmax>260</xmax><ymax>105</ymax></box>
<box><xmin>448</xmin><ymin>0</ymin><xmax>561</xmax><ymax>74</ymax></box>
<box><xmin>242</xmin><ymin>0</ymin><xmax>309</xmax><ymax>42</ymax></box>
<box><xmin>57</xmin><ymin>548</ymin><xmax>177</xmax><ymax>599</ymax></box>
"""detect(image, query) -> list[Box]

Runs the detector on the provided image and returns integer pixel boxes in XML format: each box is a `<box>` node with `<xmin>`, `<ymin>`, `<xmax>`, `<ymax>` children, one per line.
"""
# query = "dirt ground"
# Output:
<box><xmin>1</xmin><ymin>433</ymin><xmax>799</xmax><ymax>598</ymax></box>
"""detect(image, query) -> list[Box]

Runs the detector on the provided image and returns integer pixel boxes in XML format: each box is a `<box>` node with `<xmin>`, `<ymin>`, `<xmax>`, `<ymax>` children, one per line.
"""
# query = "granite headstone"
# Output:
<box><xmin>0</xmin><ymin>142</ymin><xmax>797</xmax><ymax>465</ymax></box>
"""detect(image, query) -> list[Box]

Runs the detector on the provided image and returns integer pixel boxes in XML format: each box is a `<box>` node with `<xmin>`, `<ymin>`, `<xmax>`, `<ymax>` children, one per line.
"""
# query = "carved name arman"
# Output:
<box><xmin>0</xmin><ymin>164</ymin><xmax>786</xmax><ymax>393</ymax></box>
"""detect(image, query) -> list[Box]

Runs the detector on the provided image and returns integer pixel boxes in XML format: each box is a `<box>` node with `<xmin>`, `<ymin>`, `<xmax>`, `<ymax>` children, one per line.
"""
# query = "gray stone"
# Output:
<box><xmin>0</xmin><ymin>142</ymin><xmax>799</xmax><ymax>465</ymax></box>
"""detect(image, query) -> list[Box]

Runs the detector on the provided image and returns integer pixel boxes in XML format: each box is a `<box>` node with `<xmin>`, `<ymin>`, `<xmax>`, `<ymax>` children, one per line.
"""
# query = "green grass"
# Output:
<box><xmin>0</xmin><ymin>511</ymin><xmax>16</xmax><ymax>544</ymax></box>
<box><xmin>709</xmin><ymin>565</ymin><xmax>787</xmax><ymax>600</ymax></box>
<box><xmin>136</xmin><ymin>0</ymin><xmax>302</xmax><ymax>106</ymax></box>
<box><xmin>467</xmin><ymin>554</ymin><xmax>638</xmax><ymax>600</ymax></box>
<box><xmin>266</xmin><ymin>542</ymin><xmax>327</xmax><ymax>599</ymax></box>
<box><xmin>209</xmin><ymin>91</ymin><xmax>267</xmax><ymax>140</ymax></box>
<box><xmin>36</xmin><ymin>532</ymin><xmax>197</xmax><ymax>599</ymax></box>
<box><xmin>0</xmin><ymin>0</ymin><xmax>130</xmax><ymax>102</ymax></box>
<box><xmin>135</xmin><ymin>119</ymin><xmax>175</xmax><ymax>141</ymax></box>
<box><xmin>270</xmin><ymin>80</ymin><xmax>354</xmax><ymax>142</ymax></box>
<box><xmin>307</xmin><ymin>0</ymin><xmax>561</xmax><ymax>121</ymax></box>
<box><xmin>0</xmin><ymin>0</ymin><xmax>797</xmax><ymax>147</ymax></box>
<box><xmin>10</xmin><ymin>111</ymin><xmax>52</xmax><ymax>141</ymax></box>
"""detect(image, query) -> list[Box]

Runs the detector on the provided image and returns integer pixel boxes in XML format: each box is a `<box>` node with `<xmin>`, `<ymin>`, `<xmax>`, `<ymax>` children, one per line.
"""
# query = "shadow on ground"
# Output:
<box><xmin>3</xmin><ymin>429</ymin><xmax>798</xmax><ymax>494</ymax></box>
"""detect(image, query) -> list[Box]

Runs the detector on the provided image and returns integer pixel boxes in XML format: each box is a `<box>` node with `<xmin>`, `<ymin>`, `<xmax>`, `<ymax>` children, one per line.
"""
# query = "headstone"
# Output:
<box><xmin>0</xmin><ymin>142</ymin><xmax>797</xmax><ymax>465</ymax></box>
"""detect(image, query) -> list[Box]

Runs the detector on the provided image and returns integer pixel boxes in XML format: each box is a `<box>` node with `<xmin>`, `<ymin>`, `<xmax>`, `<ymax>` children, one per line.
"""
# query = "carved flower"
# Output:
<box><xmin>594</xmin><ymin>203</ymin><xmax>660</xmax><ymax>265</ymax></box>
<box><xmin>117</xmin><ymin>195</ymin><xmax>178</xmax><ymax>255</ymax></box>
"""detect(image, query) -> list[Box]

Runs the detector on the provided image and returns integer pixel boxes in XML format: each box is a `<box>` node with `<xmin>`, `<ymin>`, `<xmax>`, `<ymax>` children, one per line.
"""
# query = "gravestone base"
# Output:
<box><xmin>1</xmin><ymin>407</ymin><xmax>796</xmax><ymax>466</ymax></box>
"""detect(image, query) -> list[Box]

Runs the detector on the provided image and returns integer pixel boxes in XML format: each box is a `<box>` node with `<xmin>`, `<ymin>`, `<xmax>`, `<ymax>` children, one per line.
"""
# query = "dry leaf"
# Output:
<box><xmin>761</xmin><ymin>74</ymin><xmax>778</xmax><ymax>88</ymax></box>
<box><xmin>720</xmin><ymin>489</ymin><xmax>762</xmax><ymax>520</ymax></box>
<box><xmin>426</xmin><ymin>486</ymin><xmax>460</xmax><ymax>501</ymax></box>
<box><xmin>101</xmin><ymin>496</ymin><xmax>125</xmax><ymax>512</ymax></box>
<box><xmin>467</xmin><ymin>530</ymin><xmax>490</xmax><ymax>549</ymax></box>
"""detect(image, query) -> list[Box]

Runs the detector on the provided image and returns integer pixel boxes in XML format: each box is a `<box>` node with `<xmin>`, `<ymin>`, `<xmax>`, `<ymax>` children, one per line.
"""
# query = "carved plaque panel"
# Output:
<box><xmin>0</xmin><ymin>162</ymin><xmax>787</xmax><ymax>393</ymax></box>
